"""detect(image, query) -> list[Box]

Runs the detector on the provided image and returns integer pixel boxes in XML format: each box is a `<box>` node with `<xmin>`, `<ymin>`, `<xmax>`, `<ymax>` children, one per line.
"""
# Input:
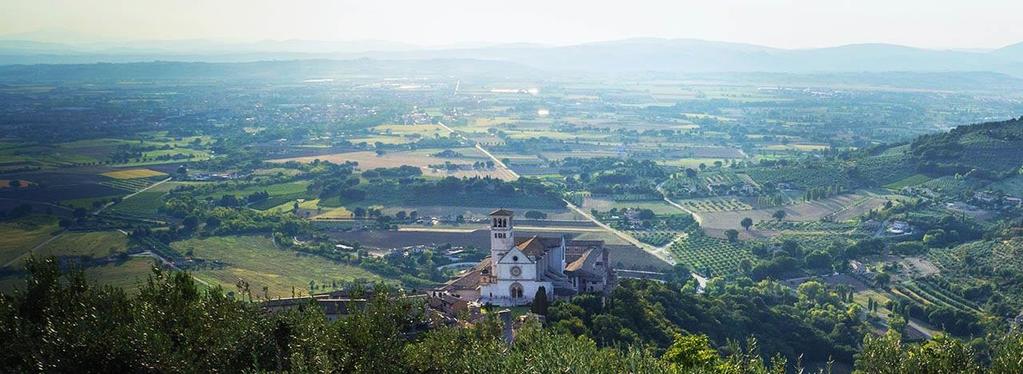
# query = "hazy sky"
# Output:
<box><xmin>2</xmin><ymin>0</ymin><xmax>1021</xmax><ymax>49</ymax></box>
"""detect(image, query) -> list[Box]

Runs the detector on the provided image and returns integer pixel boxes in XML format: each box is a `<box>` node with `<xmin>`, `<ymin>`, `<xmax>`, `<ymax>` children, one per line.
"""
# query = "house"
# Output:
<box><xmin>974</xmin><ymin>191</ymin><xmax>996</xmax><ymax>203</ymax></box>
<box><xmin>887</xmin><ymin>221</ymin><xmax>911</xmax><ymax>235</ymax></box>
<box><xmin>849</xmin><ymin>260</ymin><xmax>869</xmax><ymax>274</ymax></box>
<box><xmin>435</xmin><ymin>209</ymin><xmax>613</xmax><ymax>307</ymax></box>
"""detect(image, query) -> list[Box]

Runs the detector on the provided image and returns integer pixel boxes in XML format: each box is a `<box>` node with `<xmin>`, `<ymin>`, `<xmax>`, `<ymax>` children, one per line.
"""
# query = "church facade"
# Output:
<box><xmin>438</xmin><ymin>209</ymin><xmax>613</xmax><ymax>307</ymax></box>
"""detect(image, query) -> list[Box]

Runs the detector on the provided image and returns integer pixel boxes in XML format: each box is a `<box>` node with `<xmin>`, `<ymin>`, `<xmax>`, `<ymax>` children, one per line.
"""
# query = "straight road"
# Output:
<box><xmin>439</xmin><ymin>121</ymin><xmax>520</xmax><ymax>180</ymax></box>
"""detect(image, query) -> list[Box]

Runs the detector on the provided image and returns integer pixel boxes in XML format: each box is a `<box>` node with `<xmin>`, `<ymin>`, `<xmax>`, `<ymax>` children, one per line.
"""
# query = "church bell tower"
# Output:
<box><xmin>489</xmin><ymin>209</ymin><xmax>514</xmax><ymax>266</ymax></box>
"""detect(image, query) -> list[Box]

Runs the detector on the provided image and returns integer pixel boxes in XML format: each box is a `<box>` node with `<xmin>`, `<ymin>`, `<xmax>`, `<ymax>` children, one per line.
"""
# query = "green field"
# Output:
<box><xmin>987</xmin><ymin>174</ymin><xmax>1023</xmax><ymax>196</ymax></box>
<box><xmin>582</xmin><ymin>198</ymin><xmax>684</xmax><ymax>215</ymax></box>
<box><xmin>170</xmin><ymin>235</ymin><xmax>383</xmax><ymax>298</ymax></box>
<box><xmin>106</xmin><ymin>180</ymin><xmax>185</xmax><ymax>217</ymax></box>
<box><xmin>884</xmin><ymin>174</ymin><xmax>932</xmax><ymax>190</ymax></box>
<box><xmin>199</xmin><ymin>180</ymin><xmax>312</xmax><ymax>210</ymax></box>
<box><xmin>29</xmin><ymin>231</ymin><xmax>129</xmax><ymax>263</ymax></box>
<box><xmin>0</xmin><ymin>216</ymin><xmax>59</xmax><ymax>267</ymax></box>
<box><xmin>83</xmin><ymin>257</ymin><xmax>159</xmax><ymax>292</ymax></box>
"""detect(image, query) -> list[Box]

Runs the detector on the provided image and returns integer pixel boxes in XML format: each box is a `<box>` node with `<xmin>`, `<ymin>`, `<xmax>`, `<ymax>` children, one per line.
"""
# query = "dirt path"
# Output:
<box><xmin>906</xmin><ymin>318</ymin><xmax>936</xmax><ymax>339</ymax></box>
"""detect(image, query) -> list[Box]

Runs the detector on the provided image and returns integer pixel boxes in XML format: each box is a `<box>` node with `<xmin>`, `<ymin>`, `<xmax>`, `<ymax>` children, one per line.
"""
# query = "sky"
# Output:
<box><xmin>2</xmin><ymin>0</ymin><xmax>1021</xmax><ymax>50</ymax></box>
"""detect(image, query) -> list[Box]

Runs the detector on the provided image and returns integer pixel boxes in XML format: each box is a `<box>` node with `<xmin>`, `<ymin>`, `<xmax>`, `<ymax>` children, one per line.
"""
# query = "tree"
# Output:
<box><xmin>531</xmin><ymin>286</ymin><xmax>549</xmax><ymax>315</ymax></box>
<box><xmin>182</xmin><ymin>215</ymin><xmax>200</xmax><ymax>231</ymax></box>
<box><xmin>740</xmin><ymin>217</ymin><xmax>754</xmax><ymax>231</ymax></box>
<box><xmin>205</xmin><ymin>216</ymin><xmax>222</xmax><ymax>229</ymax></box>
<box><xmin>524</xmin><ymin>210</ymin><xmax>547</xmax><ymax>220</ymax></box>
<box><xmin>738</xmin><ymin>258</ymin><xmax>753</xmax><ymax>274</ymax></box>
<box><xmin>874</xmin><ymin>272</ymin><xmax>891</xmax><ymax>288</ymax></box>
<box><xmin>772</xmin><ymin>210</ymin><xmax>786</xmax><ymax>221</ymax></box>
<box><xmin>662</xmin><ymin>334</ymin><xmax>719</xmax><ymax>371</ymax></box>
<box><xmin>725</xmin><ymin>229</ymin><xmax>739</xmax><ymax>242</ymax></box>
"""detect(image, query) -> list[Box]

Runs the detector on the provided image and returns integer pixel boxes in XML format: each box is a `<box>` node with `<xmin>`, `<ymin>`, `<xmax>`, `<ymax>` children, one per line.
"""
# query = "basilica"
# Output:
<box><xmin>437</xmin><ymin>209</ymin><xmax>613</xmax><ymax>307</ymax></box>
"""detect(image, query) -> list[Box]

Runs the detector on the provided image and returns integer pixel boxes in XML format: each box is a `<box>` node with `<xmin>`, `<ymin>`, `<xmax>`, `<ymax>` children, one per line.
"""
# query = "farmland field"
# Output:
<box><xmin>170</xmin><ymin>235</ymin><xmax>384</xmax><ymax>298</ymax></box>
<box><xmin>28</xmin><ymin>230</ymin><xmax>128</xmax><ymax>263</ymax></box>
<box><xmin>884</xmin><ymin>174</ymin><xmax>932</xmax><ymax>190</ymax></box>
<box><xmin>0</xmin><ymin>216</ymin><xmax>59</xmax><ymax>267</ymax></box>
<box><xmin>83</xmin><ymin>257</ymin><xmax>159</xmax><ymax>292</ymax></box>
<box><xmin>106</xmin><ymin>180</ymin><xmax>187</xmax><ymax>218</ymax></box>
<box><xmin>695</xmin><ymin>191</ymin><xmax>888</xmax><ymax>238</ymax></box>
<box><xmin>677</xmin><ymin>197</ymin><xmax>753</xmax><ymax>212</ymax></box>
<box><xmin>268</xmin><ymin>148</ymin><xmax>516</xmax><ymax>180</ymax></box>
<box><xmin>0</xmin><ymin>179</ymin><xmax>33</xmax><ymax>189</ymax></box>
<box><xmin>196</xmin><ymin>180</ymin><xmax>312</xmax><ymax>210</ymax></box>
<box><xmin>987</xmin><ymin>175</ymin><xmax>1023</xmax><ymax>196</ymax></box>
<box><xmin>101</xmin><ymin>168</ymin><xmax>167</xmax><ymax>180</ymax></box>
<box><xmin>582</xmin><ymin>197</ymin><xmax>686</xmax><ymax>215</ymax></box>
<box><xmin>669</xmin><ymin>231</ymin><xmax>754</xmax><ymax>277</ymax></box>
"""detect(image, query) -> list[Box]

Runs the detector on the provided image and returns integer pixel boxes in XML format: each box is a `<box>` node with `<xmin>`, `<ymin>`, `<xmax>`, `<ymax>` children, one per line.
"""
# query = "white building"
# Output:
<box><xmin>437</xmin><ymin>209</ymin><xmax>612</xmax><ymax>307</ymax></box>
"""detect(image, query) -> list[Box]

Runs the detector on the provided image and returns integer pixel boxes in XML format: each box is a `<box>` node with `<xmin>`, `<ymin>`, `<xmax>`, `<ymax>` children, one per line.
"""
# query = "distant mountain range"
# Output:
<box><xmin>2</xmin><ymin>37</ymin><xmax>1023</xmax><ymax>76</ymax></box>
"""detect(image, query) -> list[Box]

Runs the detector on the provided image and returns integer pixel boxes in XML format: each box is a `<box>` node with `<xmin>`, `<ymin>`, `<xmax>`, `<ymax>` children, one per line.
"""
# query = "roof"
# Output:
<box><xmin>441</xmin><ymin>258</ymin><xmax>491</xmax><ymax>291</ymax></box>
<box><xmin>515</xmin><ymin>236</ymin><xmax>562</xmax><ymax>257</ymax></box>
<box><xmin>566</xmin><ymin>240</ymin><xmax>604</xmax><ymax>249</ymax></box>
<box><xmin>490</xmin><ymin>208</ymin><xmax>514</xmax><ymax>216</ymax></box>
<box><xmin>565</xmin><ymin>249</ymin><xmax>592</xmax><ymax>272</ymax></box>
<box><xmin>566</xmin><ymin>246</ymin><xmax>606</xmax><ymax>279</ymax></box>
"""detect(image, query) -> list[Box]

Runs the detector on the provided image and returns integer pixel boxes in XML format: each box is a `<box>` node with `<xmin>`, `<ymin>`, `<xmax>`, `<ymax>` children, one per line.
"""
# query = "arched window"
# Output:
<box><xmin>510</xmin><ymin>283</ymin><xmax>524</xmax><ymax>298</ymax></box>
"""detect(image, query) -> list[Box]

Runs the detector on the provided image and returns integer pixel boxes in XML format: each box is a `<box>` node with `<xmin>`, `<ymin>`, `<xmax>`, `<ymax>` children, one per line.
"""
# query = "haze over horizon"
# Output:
<box><xmin>3</xmin><ymin>0</ymin><xmax>1022</xmax><ymax>50</ymax></box>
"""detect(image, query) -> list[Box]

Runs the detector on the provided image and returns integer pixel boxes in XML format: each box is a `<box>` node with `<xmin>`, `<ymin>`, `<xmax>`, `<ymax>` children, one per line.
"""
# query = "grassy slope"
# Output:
<box><xmin>29</xmin><ymin>231</ymin><xmax>129</xmax><ymax>262</ymax></box>
<box><xmin>0</xmin><ymin>216</ymin><xmax>59</xmax><ymax>266</ymax></box>
<box><xmin>170</xmin><ymin>235</ymin><xmax>383</xmax><ymax>298</ymax></box>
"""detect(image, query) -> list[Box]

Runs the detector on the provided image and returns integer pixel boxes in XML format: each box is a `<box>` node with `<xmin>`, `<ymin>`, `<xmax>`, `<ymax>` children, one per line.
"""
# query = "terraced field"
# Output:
<box><xmin>100</xmin><ymin>178</ymin><xmax>157</xmax><ymax>192</ymax></box>
<box><xmin>930</xmin><ymin>239</ymin><xmax>1023</xmax><ymax>274</ymax></box>
<box><xmin>892</xmin><ymin>280</ymin><xmax>982</xmax><ymax>315</ymax></box>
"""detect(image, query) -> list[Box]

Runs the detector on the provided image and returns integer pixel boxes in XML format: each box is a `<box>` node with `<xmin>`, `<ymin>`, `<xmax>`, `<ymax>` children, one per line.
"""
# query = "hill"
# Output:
<box><xmin>4</xmin><ymin>38</ymin><xmax>1023</xmax><ymax>76</ymax></box>
<box><xmin>910</xmin><ymin>116</ymin><xmax>1023</xmax><ymax>179</ymax></box>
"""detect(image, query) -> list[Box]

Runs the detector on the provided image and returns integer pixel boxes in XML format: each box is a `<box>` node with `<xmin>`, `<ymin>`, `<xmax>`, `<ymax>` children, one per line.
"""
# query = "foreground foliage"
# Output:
<box><xmin>2</xmin><ymin>258</ymin><xmax>1022</xmax><ymax>373</ymax></box>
